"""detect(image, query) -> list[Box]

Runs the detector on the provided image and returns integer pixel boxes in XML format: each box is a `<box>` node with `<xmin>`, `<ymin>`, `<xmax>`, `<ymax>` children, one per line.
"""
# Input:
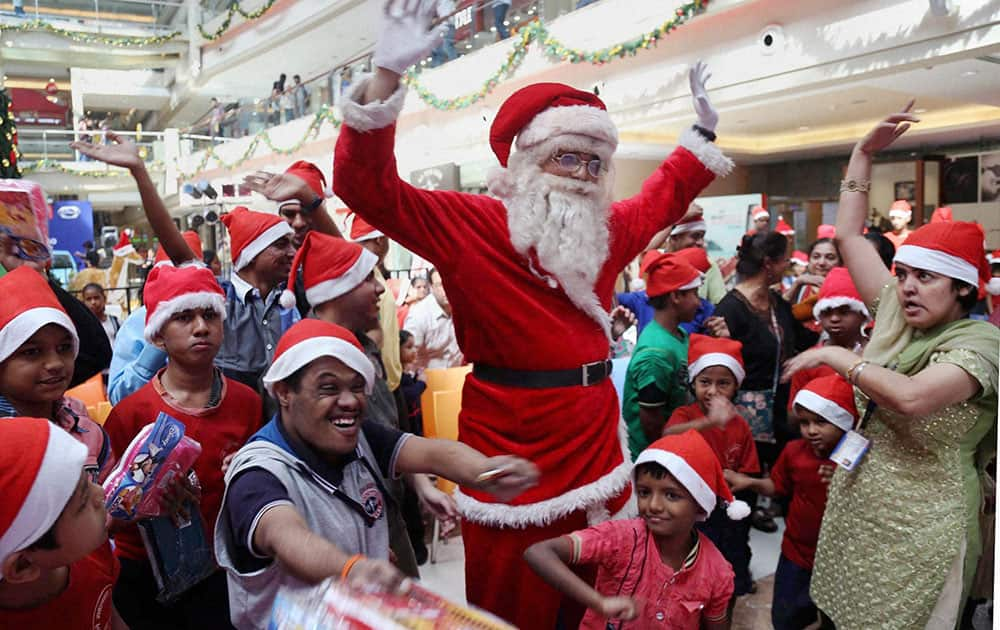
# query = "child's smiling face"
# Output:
<box><xmin>0</xmin><ymin>324</ymin><xmax>75</xmax><ymax>406</ymax></box>
<box><xmin>635</xmin><ymin>467</ymin><xmax>703</xmax><ymax>539</ymax></box>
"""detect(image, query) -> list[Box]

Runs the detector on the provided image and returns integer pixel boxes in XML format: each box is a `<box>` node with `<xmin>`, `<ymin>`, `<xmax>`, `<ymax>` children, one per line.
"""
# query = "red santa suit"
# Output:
<box><xmin>333</xmin><ymin>78</ymin><xmax>732</xmax><ymax>629</ymax></box>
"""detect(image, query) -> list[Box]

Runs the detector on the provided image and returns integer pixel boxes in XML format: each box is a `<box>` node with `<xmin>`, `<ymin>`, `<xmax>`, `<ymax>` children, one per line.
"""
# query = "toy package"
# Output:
<box><xmin>0</xmin><ymin>179</ymin><xmax>51</xmax><ymax>265</ymax></box>
<box><xmin>269</xmin><ymin>579</ymin><xmax>515</xmax><ymax>629</ymax></box>
<box><xmin>103</xmin><ymin>412</ymin><xmax>202</xmax><ymax>521</ymax></box>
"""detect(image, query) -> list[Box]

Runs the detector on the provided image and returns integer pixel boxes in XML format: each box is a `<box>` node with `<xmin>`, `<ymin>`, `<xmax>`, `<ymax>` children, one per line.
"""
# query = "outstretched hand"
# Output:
<box><xmin>70</xmin><ymin>131</ymin><xmax>144</xmax><ymax>170</ymax></box>
<box><xmin>372</xmin><ymin>0</ymin><xmax>450</xmax><ymax>75</ymax></box>
<box><xmin>688</xmin><ymin>61</ymin><xmax>719</xmax><ymax>132</ymax></box>
<box><xmin>610</xmin><ymin>305</ymin><xmax>637</xmax><ymax>341</ymax></box>
<box><xmin>857</xmin><ymin>100</ymin><xmax>919</xmax><ymax>155</ymax></box>
<box><xmin>243</xmin><ymin>171</ymin><xmax>311</xmax><ymax>205</ymax></box>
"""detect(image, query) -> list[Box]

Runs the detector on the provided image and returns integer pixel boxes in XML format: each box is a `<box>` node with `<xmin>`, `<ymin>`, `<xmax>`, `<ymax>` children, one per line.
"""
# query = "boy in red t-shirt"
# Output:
<box><xmin>0</xmin><ymin>418</ymin><xmax>123</xmax><ymax>630</ymax></box>
<box><xmin>104</xmin><ymin>265</ymin><xmax>261</xmax><ymax>629</ymax></box>
<box><xmin>726</xmin><ymin>374</ymin><xmax>858</xmax><ymax>630</ymax></box>
<box><xmin>525</xmin><ymin>431</ymin><xmax>747</xmax><ymax>629</ymax></box>
<box><xmin>664</xmin><ymin>333</ymin><xmax>758</xmax><ymax>597</ymax></box>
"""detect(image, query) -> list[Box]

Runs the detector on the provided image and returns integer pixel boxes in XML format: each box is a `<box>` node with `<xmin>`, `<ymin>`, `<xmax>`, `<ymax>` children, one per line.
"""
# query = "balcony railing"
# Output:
<box><xmin>2</xmin><ymin>0</ymin><xmax>183</xmax><ymax>35</ymax></box>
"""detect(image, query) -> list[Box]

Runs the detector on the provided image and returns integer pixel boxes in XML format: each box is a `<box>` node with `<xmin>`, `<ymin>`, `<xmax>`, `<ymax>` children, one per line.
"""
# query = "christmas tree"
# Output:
<box><xmin>0</xmin><ymin>88</ymin><xmax>21</xmax><ymax>178</ymax></box>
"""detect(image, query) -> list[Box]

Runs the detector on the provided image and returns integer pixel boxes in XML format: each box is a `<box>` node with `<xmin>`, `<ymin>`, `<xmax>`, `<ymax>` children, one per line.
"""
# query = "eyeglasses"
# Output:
<box><xmin>550</xmin><ymin>153</ymin><xmax>604</xmax><ymax>178</ymax></box>
<box><xmin>0</xmin><ymin>226</ymin><xmax>50</xmax><ymax>262</ymax></box>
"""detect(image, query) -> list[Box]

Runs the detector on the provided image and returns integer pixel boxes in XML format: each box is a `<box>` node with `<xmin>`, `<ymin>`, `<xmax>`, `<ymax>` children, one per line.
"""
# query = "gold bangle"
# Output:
<box><xmin>840</xmin><ymin>179</ymin><xmax>870</xmax><ymax>193</ymax></box>
<box><xmin>851</xmin><ymin>361</ymin><xmax>871</xmax><ymax>385</ymax></box>
<box><xmin>844</xmin><ymin>359</ymin><xmax>866</xmax><ymax>382</ymax></box>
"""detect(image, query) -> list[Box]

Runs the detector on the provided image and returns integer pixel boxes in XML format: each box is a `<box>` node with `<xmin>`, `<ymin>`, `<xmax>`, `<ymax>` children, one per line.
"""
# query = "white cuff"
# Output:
<box><xmin>342</xmin><ymin>74</ymin><xmax>408</xmax><ymax>132</ymax></box>
<box><xmin>678</xmin><ymin>127</ymin><xmax>734</xmax><ymax>178</ymax></box>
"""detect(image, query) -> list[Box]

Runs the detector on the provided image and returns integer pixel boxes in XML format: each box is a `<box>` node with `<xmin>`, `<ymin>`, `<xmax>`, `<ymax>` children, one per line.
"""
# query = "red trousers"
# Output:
<box><xmin>462</xmin><ymin>514</ymin><xmax>595</xmax><ymax>630</ymax></box>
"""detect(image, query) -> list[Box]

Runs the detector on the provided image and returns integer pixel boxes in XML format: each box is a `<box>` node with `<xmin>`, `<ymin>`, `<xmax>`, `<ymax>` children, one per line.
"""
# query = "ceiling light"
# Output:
<box><xmin>798</xmin><ymin>125</ymin><xmax>810</xmax><ymax>131</ymax></box>
<box><xmin>961</xmin><ymin>70</ymin><xmax>978</xmax><ymax>77</ymax></box>
<box><xmin>914</xmin><ymin>108</ymin><xmax>927</xmax><ymax>113</ymax></box>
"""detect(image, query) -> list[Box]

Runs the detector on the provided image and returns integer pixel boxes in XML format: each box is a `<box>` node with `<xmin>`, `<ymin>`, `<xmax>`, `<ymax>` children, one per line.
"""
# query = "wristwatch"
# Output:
<box><xmin>302</xmin><ymin>195</ymin><xmax>323</xmax><ymax>214</ymax></box>
<box><xmin>693</xmin><ymin>124</ymin><xmax>717</xmax><ymax>143</ymax></box>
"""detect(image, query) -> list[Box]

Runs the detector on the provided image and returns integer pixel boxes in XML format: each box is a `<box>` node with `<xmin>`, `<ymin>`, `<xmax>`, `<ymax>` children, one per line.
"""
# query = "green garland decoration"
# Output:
<box><xmin>0</xmin><ymin>19</ymin><xmax>180</xmax><ymax>47</ymax></box>
<box><xmin>198</xmin><ymin>0</ymin><xmax>278</xmax><ymax>41</ymax></box>
<box><xmin>405</xmin><ymin>0</ymin><xmax>708</xmax><ymax>111</ymax></box>
<box><xmin>22</xmin><ymin>159</ymin><xmax>164</xmax><ymax>176</ymax></box>
<box><xmin>176</xmin><ymin>106</ymin><xmax>340</xmax><ymax>179</ymax></box>
<box><xmin>0</xmin><ymin>89</ymin><xmax>22</xmax><ymax>178</ymax></box>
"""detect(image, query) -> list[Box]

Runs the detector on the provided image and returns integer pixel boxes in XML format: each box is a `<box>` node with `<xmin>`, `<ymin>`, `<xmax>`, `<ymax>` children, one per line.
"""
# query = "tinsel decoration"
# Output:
<box><xmin>198</xmin><ymin>0</ymin><xmax>278</xmax><ymax>41</ymax></box>
<box><xmin>0</xmin><ymin>19</ymin><xmax>180</xmax><ymax>47</ymax></box>
<box><xmin>0</xmin><ymin>88</ymin><xmax>21</xmax><ymax>178</ymax></box>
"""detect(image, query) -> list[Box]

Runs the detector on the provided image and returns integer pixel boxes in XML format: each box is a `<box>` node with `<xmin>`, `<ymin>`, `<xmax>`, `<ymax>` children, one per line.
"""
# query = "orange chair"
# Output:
<box><xmin>65</xmin><ymin>374</ymin><xmax>107</xmax><ymax>408</ymax></box>
<box><xmin>88</xmin><ymin>401</ymin><xmax>113</xmax><ymax>426</ymax></box>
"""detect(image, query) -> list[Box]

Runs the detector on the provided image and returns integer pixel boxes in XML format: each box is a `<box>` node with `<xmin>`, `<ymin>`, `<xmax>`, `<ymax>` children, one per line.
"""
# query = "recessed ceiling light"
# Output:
<box><xmin>798</xmin><ymin>125</ymin><xmax>810</xmax><ymax>131</ymax></box>
<box><xmin>914</xmin><ymin>108</ymin><xmax>927</xmax><ymax>113</ymax></box>
<box><xmin>961</xmin><ymin>70</ymin><xmax>978</xmax><ymax>77</ymax></box>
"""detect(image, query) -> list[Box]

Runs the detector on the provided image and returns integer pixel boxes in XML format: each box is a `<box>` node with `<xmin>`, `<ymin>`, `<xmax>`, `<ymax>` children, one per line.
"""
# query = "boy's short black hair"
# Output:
<box><xmin>81</xmin><ymin>283</ymin><xmax>105</xmax><ymax>295</ymax></box>
<box><xmin>281</xmin><ymin>365</ymin><xmax>308</xmax><ymax>392</ymax></box>
<box><xmin>634</xmin><ymin>461</ymin><xmax>669</xmax><ymax>480</ymax></box>
<box><xmin>648</xmin><ymin>294</ymin><xmax>669</xmax><ymax>310</ymax></box>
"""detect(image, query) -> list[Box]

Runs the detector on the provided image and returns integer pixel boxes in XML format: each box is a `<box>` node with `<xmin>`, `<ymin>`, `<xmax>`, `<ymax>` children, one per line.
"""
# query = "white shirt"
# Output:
<box><xmin>403</xmin><ymin>294</ymin><xmax>463</xmax><ymax>370</ymax></box>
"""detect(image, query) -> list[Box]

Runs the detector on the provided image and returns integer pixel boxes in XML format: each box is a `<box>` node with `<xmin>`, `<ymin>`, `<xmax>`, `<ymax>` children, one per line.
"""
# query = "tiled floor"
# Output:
<box><xmin>419</xmin><ymin>518</ymin><xmax>787</xmax><ymax>629</ymax></box>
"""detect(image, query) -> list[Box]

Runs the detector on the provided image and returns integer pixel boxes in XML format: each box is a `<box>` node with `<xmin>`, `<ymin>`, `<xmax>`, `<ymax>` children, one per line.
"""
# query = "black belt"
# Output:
<box><xmin>473</xmin><ymin>360</ymin><xmax>613</xmax><ymax>389</ymax></box>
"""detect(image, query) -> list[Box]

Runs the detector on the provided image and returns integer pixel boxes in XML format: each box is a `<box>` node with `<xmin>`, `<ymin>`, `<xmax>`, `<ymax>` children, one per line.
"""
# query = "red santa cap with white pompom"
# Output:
<box><xmin>280</xmin><ymin>161</ymin><xmax>331</xmax><ymax>208</ymax></box>
<box><xmin>688</xmin><ymin>333</ymin><xmax>745</xmax><ymax>386</ymax></box>
<box><xmin>635</xmin><ymin>431</ymin><xmax>751</xmax><ymax>521</ymax></box>
<box><xmin>278</xmin><ymin>231</ymin><xmax>377</xmax><ymax>310</ymax></box>
<box><xmin>262</xmin><ymin>319</ymin><xmax>374</xmax><ymax>395</ymax></box>
<box><xmin>894</xmin><ymin>221</ymin><xmax>989</xmax><ymax>289</ymax></box>
<box><xmin>888</xmin><ymin>199</ymin><xmax>912</xmax><ymax>219</ymax></box>
<box><xmin>751</xmin><ymin>206</ymin><xmax>769</xmax><ymax>221</ymax></box>
<box><xmin>813</xmin><ymin>267</ymin><xmax>870</xmax><ymax>322</ymax></box>
<box><xmin>349</xmin><ymin>214</ymin><xmax>384</xmax><ymax>243</ymax></box>
<box><xmin>793</xmin><ymin>374</ymin><xmax>859</xmax><ymax>433</ymax></box>
<box><xmin>220</xmin><ymin>206</ymin><xmax>293</xmax><ymax>272</ymax></box>
<box><xmin>0</xmin><ymin>266</ymin><xmax>78</xmax><ymax>363</ymax></box>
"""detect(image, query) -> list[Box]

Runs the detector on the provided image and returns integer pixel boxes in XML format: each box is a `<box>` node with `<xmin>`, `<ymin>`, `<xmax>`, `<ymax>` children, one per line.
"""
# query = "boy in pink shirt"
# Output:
<box><xmin>525</xmin><ymin>431</ymin><xmax>748</xmax><ymax>629</ymax></box>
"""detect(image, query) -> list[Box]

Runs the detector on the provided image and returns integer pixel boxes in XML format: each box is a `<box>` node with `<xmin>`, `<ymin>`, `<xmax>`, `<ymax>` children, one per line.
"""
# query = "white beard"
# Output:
<box><xmin>499</xmin><ymin>151</ymin><xmax>615</xmax><ymax>338</ymax></box>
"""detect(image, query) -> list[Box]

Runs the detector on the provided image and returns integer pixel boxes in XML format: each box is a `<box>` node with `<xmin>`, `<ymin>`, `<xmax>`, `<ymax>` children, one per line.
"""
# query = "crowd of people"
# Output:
<box><xmin>0</xmin><ymin>4</ymin><xmax>997</xmax><ymax>630</ymax></box>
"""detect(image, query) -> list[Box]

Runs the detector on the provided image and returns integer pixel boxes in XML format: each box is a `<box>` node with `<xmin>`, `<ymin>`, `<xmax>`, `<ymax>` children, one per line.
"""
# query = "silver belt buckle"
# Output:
<box><xmin>581</xmin><ymin>360</ymin><xmax>604</xmax><ymax>387</ymax></box>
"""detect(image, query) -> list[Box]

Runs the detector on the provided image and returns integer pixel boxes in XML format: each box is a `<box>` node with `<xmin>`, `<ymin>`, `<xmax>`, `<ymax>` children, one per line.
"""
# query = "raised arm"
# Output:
<box><xmin>835</xmin><ymin>102</ymin><xmax>919</xmax><ymax>304</ymax></box>
<box><xmin>242</xmin><ymin>170</ymin><xmax>342</xmax><ymax>239</ymax></box>
<box><xmin>71</xmin><ymin>133</ymin><xmax>196</xmax><ymax>265</ymax></box>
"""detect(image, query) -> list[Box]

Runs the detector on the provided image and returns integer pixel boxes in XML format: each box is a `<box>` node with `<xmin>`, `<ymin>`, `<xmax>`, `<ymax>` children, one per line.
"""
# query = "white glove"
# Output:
<box><xmin>689</xmin><ymin>60</ymin><xmax>719</xmax><ymax>133</ymax></box>
<box><xmin>372</xmin><ymin>0</ymin><xmax>450</xmax><ymax>75</ymax></box>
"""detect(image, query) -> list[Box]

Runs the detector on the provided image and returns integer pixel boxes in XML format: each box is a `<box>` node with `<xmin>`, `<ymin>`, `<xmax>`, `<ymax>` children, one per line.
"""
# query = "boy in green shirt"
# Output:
<box><xmin>623</xmin><ymin>253</ymin><xmax>703</xmax><ymax>459</ymax></box>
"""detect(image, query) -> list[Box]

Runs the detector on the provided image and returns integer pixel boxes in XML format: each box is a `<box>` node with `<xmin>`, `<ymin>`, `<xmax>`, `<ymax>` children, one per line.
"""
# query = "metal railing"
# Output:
<box><xmin>16</xmin><ymin>128</ymin><xmax>229</xmax><ymax>164</ymax></box>
<box><xmin>5</xmin><ymin>0</ymin><xmax>183</xmax><ymax>34</ymax></box>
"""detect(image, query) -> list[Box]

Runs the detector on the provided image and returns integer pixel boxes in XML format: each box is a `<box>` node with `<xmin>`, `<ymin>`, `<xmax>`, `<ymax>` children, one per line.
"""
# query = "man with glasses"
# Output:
<box><xmin>332</xmin><ymin>4</ymin><xmax>734</xmax><ymax>627</ymax></box>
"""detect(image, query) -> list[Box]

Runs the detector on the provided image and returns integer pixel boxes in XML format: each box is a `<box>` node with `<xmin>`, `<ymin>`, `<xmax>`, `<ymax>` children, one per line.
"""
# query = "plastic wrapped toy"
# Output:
<box><xmin>103</xmin><ymin>412</ymin><xmax>201</xmax><ymax>520</ymax></box>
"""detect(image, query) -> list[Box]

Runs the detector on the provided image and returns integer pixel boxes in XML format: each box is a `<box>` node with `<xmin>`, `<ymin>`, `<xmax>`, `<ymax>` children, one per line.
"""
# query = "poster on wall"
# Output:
<box><xmin>941</xmin><ymin>156</ymin><xmax>978</xmax><ymax>204</ymax></box>
<box><xmin>697</xmin><ymin>193</ymin><xmax>765</xmax><ymax>262</ymax></box>
<box><xmin>981</xmin><ymin>152</ymin><xmax>1000</xmax><ymax>203</ymax></box>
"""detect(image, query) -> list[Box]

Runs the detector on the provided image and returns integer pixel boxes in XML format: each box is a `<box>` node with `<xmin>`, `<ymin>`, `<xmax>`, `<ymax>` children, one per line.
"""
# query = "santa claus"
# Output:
<box><xmin>332</xmin><ymin>3</ymin><xmax>733</xmax><ymax>627</ymax></box>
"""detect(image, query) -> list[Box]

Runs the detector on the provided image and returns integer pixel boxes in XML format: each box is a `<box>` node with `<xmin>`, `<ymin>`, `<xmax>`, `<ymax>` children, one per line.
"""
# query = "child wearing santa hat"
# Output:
<box><xmin>663</xmin><ymin>334</ymin><xmax>759</xmax><ymax>597</ymax></box>
<box><xmin>0</xmin><ymin>267</ymin><xmax>116</xmax><ymax>482</ymax></box>
<box><xmin>103</xmin><ymin>264</ymin><xmax>262</xmax><ymax>629</ymax></box>
<box><xmin>622</xmin><ymin>253</ymin><xmax>704</xmax><ymax>459</ymax></box>
<box><xmin>885</xmin><ymin>199</ymin><xmax>913</xmax><ymax>250</ymax></box>
<box><xmin>0</xmin><ymin>418</ymin><xmax>122</xmax><ymax>628</ymax></box>
<box><xmin>215</xmin><ymin>319</ymin><xmax>538</xmax><ymax>630</ymax></box>
<box><xmin>525</xmin><ymin>430</ymin><xmax>743</xmax><ymax>628</ymax></box>
<box><xmin>726</xmin><ymin>374</ymin><xmax>858</xmax><ymax>630</ymax></box>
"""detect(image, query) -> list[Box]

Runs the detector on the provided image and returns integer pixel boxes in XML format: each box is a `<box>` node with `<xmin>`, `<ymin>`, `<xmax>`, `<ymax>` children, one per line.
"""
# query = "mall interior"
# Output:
<box><xmin>0</xmin><ymin>0</ymin><xmax>997</xmax><ymax>628</ymax></box>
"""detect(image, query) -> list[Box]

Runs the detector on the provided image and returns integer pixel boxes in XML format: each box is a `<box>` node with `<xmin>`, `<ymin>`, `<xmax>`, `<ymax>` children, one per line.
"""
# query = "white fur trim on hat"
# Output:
<box><xmin>0</xmin><ymin>426</ymin><xmax>86</xmax><ymax>579</ymax></box>
<box><xmin>888</xmin><ymin>207</ymin><xmax>912</xmax><ymax>219</ymax></box>
<box><xmin>143</xmin><ymin>292</ymin><xmax>227</xmax><ymax>342</ymax></box>
<box><xmin>454</xmin><ymin>419</ymin><xmax>634</xmax><ymax>529</ymax></box>
<box><xmin>0</xmin><ymin>307</ymin><xmax>79</xmax><ymax>364</ymax></box>
<box><xmin>234</xmin><ymin>221</ymin><xmax>293</xmax><ymax>272</ymax></box>
<box><xmin>517</xmin><ymin>104</ymin><xmax>618</xmax><ymax>162</ymax></box>
<box><xmin>342</xmin><ymin>74</ymin><xmax>408</xmax><ymax>133</ymax></box>
<box><xmin>677</xmin><ymin>127</ymin><xmax>734</xmax><ymax>178</ymax></box>
<box><xmin>302</xmin><ymin>248</ymin><xmax>378</xmax><ymax>309</ymax></box>
<box><xmin>689</xmin><ymin>352</ymin><xmax>745</xmax><ymax>386</ymax></box>
<box><xmin>113</xmin><ymin>245</ymin><xmax>135</xmax><ymax>257</ymax></box>
<box><xmin>794</xmin><ymin>389</ymin><xmax>856</xmax><ymax>433</ymax></box>
<box><xmin>752</xmin><ymin>208</ymin><xmax>769</xmax><ymax>221</ymax></box>
<box><xmin>351</xmin><ymin>230</ymin><xmax>385</xmax><ymax>243</ymax></box>
<box><xmin>670</xmin><ymin>220</ymin><xmax>707</xmax><ymax>236</ymax></box>
<box><xmin>894</xmin><ymin>244</ymin><xmax>979</xmax><ymax>287</ymax></box>
<box><xmin>679</xmin><ymin>273</ymin><xmax>704</xmax><ymax>291</ymax></box>
<box><xmin>813</xmin><ymin>296</ymin><xmax>870</xmax><ymax>322</ymax></box>
<box><xmin>262</xmin><ymin>336</ymin><xmax>375</xmax><ymax>396</ymax></box>
<box><xmin>634</xmin><ymin>449</ymin><xmax>716</xmax><ymax>519</ymax></box>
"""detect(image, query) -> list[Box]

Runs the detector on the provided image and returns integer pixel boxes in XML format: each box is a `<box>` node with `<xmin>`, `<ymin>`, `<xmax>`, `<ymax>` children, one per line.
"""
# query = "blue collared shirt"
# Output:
<box><xmin>108</xmin><ymin>306</ymin><xmax>167</xmax><ymax>404</ymax></box>
<box><xmin>216</xmin><ymin>273</ymin><xmax>300</xmax><ymax>379</ymax></box>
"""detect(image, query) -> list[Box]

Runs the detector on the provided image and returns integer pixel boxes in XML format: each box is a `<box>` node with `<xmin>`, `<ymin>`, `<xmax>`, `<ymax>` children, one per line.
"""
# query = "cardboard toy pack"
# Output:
<box><xmin>269</xmin><ymin>579</ymin><xmax>515</xmax><ymax>629</ymax></box>
<box><xmin>103</xmin><ymin>412</ymin><xmax>202</xmax><ymax>521</ymax></box>
<box><xmin>0</xmin><ymin>179</ymin><xmax>51</xmax><ymax>264</ymax></box>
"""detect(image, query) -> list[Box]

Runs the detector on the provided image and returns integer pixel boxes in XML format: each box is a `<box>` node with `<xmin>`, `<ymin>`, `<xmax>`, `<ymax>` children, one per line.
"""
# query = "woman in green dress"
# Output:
<box><xmin>783</xmin><ymin>102</ymin><xmax>999</xmax><ymax>629</ymax></box>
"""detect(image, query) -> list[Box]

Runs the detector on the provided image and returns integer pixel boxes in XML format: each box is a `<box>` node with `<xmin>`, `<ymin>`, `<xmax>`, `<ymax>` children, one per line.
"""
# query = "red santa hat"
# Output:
<box><xmin>793</xmin><ymin>374</ymin><xmax>859</xmax><ymax>433</ymax></box>
<box><xmin>142</xmin><ymin>264</ymin><xmax>226</xmax><ymax>341</ymax></box>
<box><xmin>930</xmin><ymin>206</ymin><xmax>953</xmax><ymax>223</ymax></box>
<box><xmin>751</xmin><ymin>205</ymin><xmax>769</xmax><ymax>221</ymax></box>
<box><xmin>888</xmin><ymin>200</ymin><xmax>912</xmax><ymax>219</ymax></box>
<box><xmin>894</xmin><ymin>221</ymin><xmax>989</xmax><ymax>288</ymax></box>
<box><xmin>489</xmin><ymin>82</ymin><xmax>618</xmax><ymax>169</ymax></box>
<box><xmin>687</xmin><ymin>333</ymin><xmax>745</xmax><ymax>386</ymax></box>
<box><xmin>776</xmin><ymin>218</ymin><xmax>795</xmax><ymax>236</ymax></box>
<box><xmin>813</xmin><ymin>267</ymin><xmax>870</xmax><ymax>321</ymax></box>
<box><xmin>262</xmin><ymin>319</ymin><xmax>374</xmax><ymax>395</ymax></box>
<box><xmin>644</xmin><ymin>253</ymin><xmax>702</xmax><ymax>298</ymax></box>
<box><xmin>153</xmin><ymin>231</ymin><xmax>204</xmax><ymax>267</ymax></box>
<box><xmin>278</xmin><ymin>231</ymin><xmax>377</xmax><ymax>310</ymax></box>
<box><xmin>791</xmin><ymin>250</ymin><xmax>808</xmax><ymax>267</ymax></box>
<box><xmin>816</xmin><ymin>224</ymin><xmax>836</xmax><ymax>240</ymax></box>
<box><xmin>635</xmin><ymin>431</ymin><xmax>751</xmax><ymax>520</ymax></box>
<box><xmin>220</xmin><ymin>206</ymin><xmax>293</xmax><ymax>271</ymax></box>
<box><xmin>639</xmin><ymin>250</ymin><xmax>663</xmax><ymax>276</ymax></box>
<box><xmin>348</xmin><ymin>213</ymin><xmax>384</xmax><ymax>243</ymax></box>
<box><xmin>670</xmin><ymin>214</ymin><xmax>708</xmax><ymax>237</ymax></box>
<box><xmin>988</xmin><ymin>249</ymin><xmax>1000</xmax><ymax>265</ymax></box>
<box><xmin>674</xmin><ymin>246</ymin><xmax>711</xmax><ymax>273</ymax></box>
<box><xmin>0</xmin><ymin>417</ymin><xmax>88</xmax><ymax>579</ymax></box>
<box><xmin>280</xmin><ymin>161</ymin><xmax>329</xmax><ymax>208</ymax></box>
<box><xmin>0</xmin><ymin>266</ymin><xmax>78</xmax><ymax>363</ymax></box>
<box><xmin>112</xmin><ymin>231</ymin><xmax>134</xmax><ymax>257</ymax></box>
